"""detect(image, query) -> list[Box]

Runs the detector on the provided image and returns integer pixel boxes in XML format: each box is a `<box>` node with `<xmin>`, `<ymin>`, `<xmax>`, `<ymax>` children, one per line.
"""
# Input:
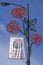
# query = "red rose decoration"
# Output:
<box><xmin>11</xmin><ymin>7</ymin><xmax>26</xmax><ymax>18</ymax></box>
<box><xmin>6</xmin><ymin>20</ymin><xmax>20</xmax><ymax>34</ymax></box>
<box><xmin>31</xmin><ymin>34</ymin><xmax>42</xmax><ymax>45</ymax></box>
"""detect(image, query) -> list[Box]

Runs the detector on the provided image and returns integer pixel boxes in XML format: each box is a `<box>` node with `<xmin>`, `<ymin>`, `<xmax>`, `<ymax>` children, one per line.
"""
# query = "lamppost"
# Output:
<box><xmin>0</xmin><ymin>2</ymin><xmax>41</xmax><ymax>65</ymax></box>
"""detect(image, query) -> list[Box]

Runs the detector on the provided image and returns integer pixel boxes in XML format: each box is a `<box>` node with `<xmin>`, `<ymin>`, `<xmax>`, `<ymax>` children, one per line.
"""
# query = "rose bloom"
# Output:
<box><xmin>6</xmin><ymin>20</ymin><xmax>20</xmax><ymax>34</ymax></box>
<box><xmin>31</xmin><ymin>34</ymin><xmax>42</xmax><ymax>45</ymax></box>
<box><xmin>11</xmin><ymin>7</ymin><xmax>26</xmax><ymax>18</ymax></box>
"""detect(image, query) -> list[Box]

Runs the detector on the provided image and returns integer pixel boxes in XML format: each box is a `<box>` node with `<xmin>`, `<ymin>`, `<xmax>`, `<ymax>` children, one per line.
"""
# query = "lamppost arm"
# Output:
<box><xmin>0</xmin><ymin>2</ymin><xmax>25</xmax><ymax>8</ymax></box>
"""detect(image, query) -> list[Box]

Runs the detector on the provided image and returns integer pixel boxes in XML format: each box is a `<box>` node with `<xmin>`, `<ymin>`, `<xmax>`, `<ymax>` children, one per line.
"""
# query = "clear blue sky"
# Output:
<box><xmin>0</xmin><ymin>0</ymin><xmax>43</xmax><ymax>65</ymax></box>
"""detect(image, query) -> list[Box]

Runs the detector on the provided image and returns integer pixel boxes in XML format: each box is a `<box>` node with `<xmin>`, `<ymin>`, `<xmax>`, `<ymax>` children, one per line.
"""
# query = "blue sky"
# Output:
<box><xmin>0</xmin><ymin>0</ymin><xmax>43</xmax><ymax>65</ymax></box>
